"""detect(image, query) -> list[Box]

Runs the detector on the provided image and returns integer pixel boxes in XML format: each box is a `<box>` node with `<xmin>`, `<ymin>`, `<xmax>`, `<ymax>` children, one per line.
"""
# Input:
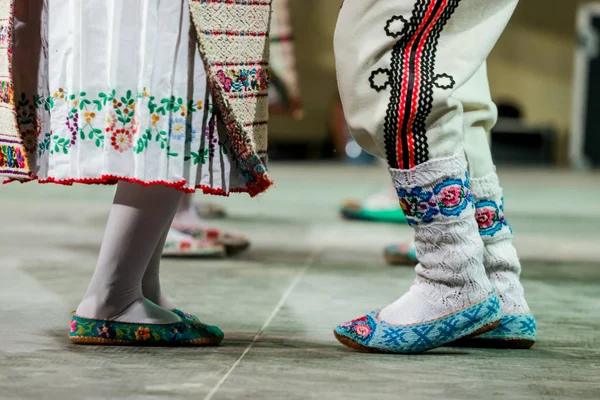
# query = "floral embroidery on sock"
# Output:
<box><xmin>474</xmin><ymin>198</ymin><xmax>512</xmax><ymax>237</ymax></box>
<box><xmin>397</xmin><ymin>173</ymin><xmax>473</xmax><ymax>226</ymax></box>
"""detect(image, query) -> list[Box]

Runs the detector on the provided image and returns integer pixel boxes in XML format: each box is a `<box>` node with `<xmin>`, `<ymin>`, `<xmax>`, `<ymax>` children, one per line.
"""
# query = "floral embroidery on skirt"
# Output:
<box><xmin>11</xmin><ymin>0</ymin><xmax>246</xmax><ymax>195</ymax></box>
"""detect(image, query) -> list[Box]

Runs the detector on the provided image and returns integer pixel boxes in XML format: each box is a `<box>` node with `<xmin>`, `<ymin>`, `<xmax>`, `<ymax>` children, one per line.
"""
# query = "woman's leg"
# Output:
<box><xmin>141</xmin><ymin>225</ymin><xmax>176</xmax><ymax>311</ymax></box>
<box><xmin>334</xmin><ymin>0</ymin><xmax>518</xmax><ymax>353</ymax></box>
<box><xmin>76</xmin><ymin>182</ymin><xmax>184</xmax><ymax>324</ymax></box>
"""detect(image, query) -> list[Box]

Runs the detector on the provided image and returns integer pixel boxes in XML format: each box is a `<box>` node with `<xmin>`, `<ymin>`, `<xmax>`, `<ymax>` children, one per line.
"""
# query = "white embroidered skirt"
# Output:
<box><xmin>12</xmin><ymin>0</ymin><xmax>243</xmax><ymax>195</ymax></box>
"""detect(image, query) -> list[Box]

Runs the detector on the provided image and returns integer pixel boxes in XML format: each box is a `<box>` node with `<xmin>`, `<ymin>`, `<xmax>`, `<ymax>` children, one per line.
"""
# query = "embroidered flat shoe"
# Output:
<box><xmin>172</xmin><ymin>225</ymin><xmax>250</xmax><ymax>256</ymax></box>
<box><xmin>170</xmin><ymin>309</ymin><xmax>223</xmax><ymax>338</ymax></box>
<box><xmin>69</xmin><ymin>314</ymin><xmax>224</xmax><ymax>346</ymax></box>
<box><xmin>163</xmin><ymin>229</ymin><xmax>226</xmax><ymax>258</ymax></box>
<box><xmin>340</xmin><ymin>200</ymin><xmax>408</xmax><ymax>224</ymax></box>
<box><xmin>383</xmin><ymin>242</ymin><xmax>417</xmax><ymax>266</ymax></box>
<box><xmin>448</xmin><ymin>314</ymin><xmax>536</xmax><ymax>349</ymax></box>
<box><xmin>334</xmin><ymin>294</ymin><xmax>501</xmax><ymax>354</ymax></box>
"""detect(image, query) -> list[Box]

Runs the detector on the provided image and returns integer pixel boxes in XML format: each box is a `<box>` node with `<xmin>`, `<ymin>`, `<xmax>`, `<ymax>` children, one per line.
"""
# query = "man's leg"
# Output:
<box><xmin>459</xmin><ymin>63</ymin><xmax>536</xmax><ymax>348</ymax></box>
<box><xmin>334</xmin><ymin>0</ymin><xmax>519</xmax><ymax>353</ymax></box>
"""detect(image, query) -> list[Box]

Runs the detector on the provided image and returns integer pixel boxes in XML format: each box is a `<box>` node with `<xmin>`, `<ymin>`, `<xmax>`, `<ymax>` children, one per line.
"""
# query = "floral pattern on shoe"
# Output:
<box><xmin>69</xmin><ymin>314</ymin><xmax>223</xmax><ymax>346</ymax></box>
<box><xmin>474</xmin><ymin>198</ymin><xmax>512</xmax><ymax>237</ymax></box>
<box><xmin>334</xmin><ymin>294</ymin><xmax>501</xmax><ymax>354</ymax></box>
<box><xmin>163</xmin><ymin>229</ymin><xmax>226</xmax><ymax>258</ymax></box>
<box><xmin>476</xmin><ymin>314</ymin><xmax>536</xmax><ymax>342</ymax></box>
<box><xmin>397</xmin><ymin>173</ymin><xmax>473</xmax><ymax>226</ymax></box>
<box><xmin>174</xmin><ymin>226</ymin><xmax>250</xmax><ymax>255</ymax></box>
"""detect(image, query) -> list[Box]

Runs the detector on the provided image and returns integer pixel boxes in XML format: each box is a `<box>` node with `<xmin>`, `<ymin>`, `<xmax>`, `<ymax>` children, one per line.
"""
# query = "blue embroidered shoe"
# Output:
<box><xmin>334</xmin><ymin>294</ymin><xmax>501</xmax><ymax>354</ymax></box>
<box><xmin>450</xmin><ymin>314</ymin><xmax>536</xmax><ymax>349</ymax></box>
<box><xmin>466</xmin><ymin>173</ymin><xmax>537</xmax><ymax>349</ymax></box>
<box><xmin>69</xmin><ymin>314</ymin><xmax>223</xmax><ymax>346</ymax></box>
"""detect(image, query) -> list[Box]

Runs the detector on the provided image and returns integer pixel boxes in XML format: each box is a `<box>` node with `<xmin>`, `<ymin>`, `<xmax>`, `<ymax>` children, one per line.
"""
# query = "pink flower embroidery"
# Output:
<box><xmin>438</xmin><ymin>185</ymin><xmax>462</xmax><ymax>207</ymax></box>
<box><xmin>217</xmin><ymin>70</ymin><xmax>233</xmax><ymax>92</ymax></box>
<box><xmin>475</xmin><ymin>207</ymin><xmax>496</xmax><ymax>229</ymax></box>
<box><xmin>354</xmin><ymin>324</ymin><xmax>371</xmax><ymax>338</ymax></box>
<box><xmin>70</xmin><ymin>320</ymin><xmax>78</xmax><ymax>333</ymax></box>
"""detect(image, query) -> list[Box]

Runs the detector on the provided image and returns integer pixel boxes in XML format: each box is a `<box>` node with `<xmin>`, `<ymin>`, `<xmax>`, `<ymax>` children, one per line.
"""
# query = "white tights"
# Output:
<box><xmin>76</xmin><ymin>182</ymin><xmax>184</xmax><ymax>323</ymax></box>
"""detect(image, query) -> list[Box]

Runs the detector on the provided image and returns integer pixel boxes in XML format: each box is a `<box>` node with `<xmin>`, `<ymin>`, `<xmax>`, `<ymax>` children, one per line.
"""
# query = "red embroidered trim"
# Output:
<box><xmin>3</xmin><ymin>174</ymin><xmax>273</xmax><ymax>198</ymax></box>
<box><xmin>202</xmin><ymin>30</ymin><xmax>268</xmax><ymax>38</ymax></box>
<box><xmin>191</xmin><ymin>0</ymin><xmax>271</xmax><ymax>6</ymax></box>
<box><xmin>210</xmin><ymin>61</ymin><xmax>269</xmax><ymax>67</ymax></box>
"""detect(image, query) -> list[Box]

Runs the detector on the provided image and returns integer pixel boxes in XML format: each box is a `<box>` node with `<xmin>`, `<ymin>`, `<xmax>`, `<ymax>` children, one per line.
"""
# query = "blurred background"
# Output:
<box><xmin>269</xmin><ymin>0</ymin><xmax>600</xmax><ymax>169</ymax></box>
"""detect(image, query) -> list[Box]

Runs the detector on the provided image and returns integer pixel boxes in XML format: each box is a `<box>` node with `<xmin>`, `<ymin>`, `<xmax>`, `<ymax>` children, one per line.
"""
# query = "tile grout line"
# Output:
<box><xmin>203</xmin><ymin>229</ymin><xmax>332</xmax><ymax>400</ymax></box>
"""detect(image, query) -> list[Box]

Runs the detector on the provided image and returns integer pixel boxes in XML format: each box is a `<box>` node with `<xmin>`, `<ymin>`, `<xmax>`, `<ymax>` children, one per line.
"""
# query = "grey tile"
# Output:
<box><xmin>0</xmin><ymin>164</ymin><xmax>599</xmax><ymax>399</ymax></box>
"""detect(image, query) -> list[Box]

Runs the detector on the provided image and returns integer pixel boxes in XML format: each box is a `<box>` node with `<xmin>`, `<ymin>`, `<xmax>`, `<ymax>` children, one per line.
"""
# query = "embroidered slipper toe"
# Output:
<box><xmin>69</xmin><ymin>314</ymin><xmax>223</xmax><ymax>346</ymax></box>
<box><xmin>334</xmin><ymin>294</ymin><xmax>501</xmax><ymax>354</ymax></box>
<box><xmin>171</xmin><ymin>309</ymin><xmax>225</xmax><ymax>343</ymax></box>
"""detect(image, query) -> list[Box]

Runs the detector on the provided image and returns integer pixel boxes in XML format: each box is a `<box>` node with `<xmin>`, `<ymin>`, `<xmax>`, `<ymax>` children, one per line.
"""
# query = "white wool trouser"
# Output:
<box><xmin>335</xmin><ymin>0</ymin><xmax>518</xmax><ymax>169</ymax></box>
<box><xmin>335</xmin><ymin>0</ymin><xmax>520</xmax><ymax>322</ymax></box>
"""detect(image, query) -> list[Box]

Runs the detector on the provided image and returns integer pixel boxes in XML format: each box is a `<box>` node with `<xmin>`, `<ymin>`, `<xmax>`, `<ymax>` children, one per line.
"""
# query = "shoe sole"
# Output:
<box><xmin>224</xmin><ymin>242</ymin><xmax>251</xmax><ymax>256</ymax></box>
<box><xmin>334</xmin><ymin>320</ymin><xmax>500</xmax><ymax>354</ymax></box>
<box><xmin>69</xmin><ymin>336</ymin><xmax>223</xmax><ymax>346</ymax></box>
<box><xmin>447</xmin><ymin>337</ymin><xmax>535</xmax><ymax>349</ymax></box>
<box><xmin>384</xmin><ymin>253</ymin><xmax>415</xmax><ymax>267</ymax></box>
<box><xmin>162</xmin><ymin>249</ymin><xmax>226</xmax><ymax>258</ymax></box>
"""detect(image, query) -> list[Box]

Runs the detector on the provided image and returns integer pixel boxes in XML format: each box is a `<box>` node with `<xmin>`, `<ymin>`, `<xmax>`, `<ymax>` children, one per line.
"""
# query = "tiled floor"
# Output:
<box><xmin>1</xmin><ymin>164</ymin><xmax>599</xmax><ymax>399</ymax></box>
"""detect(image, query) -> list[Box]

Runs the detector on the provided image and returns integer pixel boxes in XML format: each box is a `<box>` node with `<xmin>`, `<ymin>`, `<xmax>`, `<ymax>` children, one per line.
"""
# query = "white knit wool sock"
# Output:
<box><xmin>76</xmin><ymin>182</ymin><xmax>184</xmax><ymax>324</ymax></box>
<box><xmin>379</xmin><ymin>156</ymin><xmax>494</xmax><ymax>325</ymax></box>
<box><xmin>471</xmin><ymin>173</ymin><xmax>531</xmax><ymax>316</ymax></box>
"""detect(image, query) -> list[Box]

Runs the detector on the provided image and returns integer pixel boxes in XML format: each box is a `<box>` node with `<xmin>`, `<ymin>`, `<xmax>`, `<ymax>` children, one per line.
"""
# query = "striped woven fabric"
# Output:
<box><xmin>269</xmin><ymin>0</ymin><xmax>303</xmax><ymax>119</ymax></box>
<box><xmin>189</xmin><ymin>0</ymin><xmax>273</xmax><ymax>196</ymax></box>
<box><xmin>0</xmin><ymin>0</ymin><xmax>31</xmax><ymax>180</ymax></box>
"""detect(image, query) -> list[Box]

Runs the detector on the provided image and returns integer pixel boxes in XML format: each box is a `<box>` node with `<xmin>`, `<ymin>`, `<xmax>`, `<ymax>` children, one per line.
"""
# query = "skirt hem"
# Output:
<box><xmin>2</xmin><ymin>174</ymin><xmax>267</xmax><ymax>197</ymax></box>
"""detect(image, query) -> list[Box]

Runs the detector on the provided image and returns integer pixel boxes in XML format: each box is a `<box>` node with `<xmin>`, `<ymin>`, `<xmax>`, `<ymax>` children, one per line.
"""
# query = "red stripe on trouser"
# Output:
<box><xmin>396</xmin><ymin>0</ymin><xmax>448</xmax><ymax>169</ymax></box>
